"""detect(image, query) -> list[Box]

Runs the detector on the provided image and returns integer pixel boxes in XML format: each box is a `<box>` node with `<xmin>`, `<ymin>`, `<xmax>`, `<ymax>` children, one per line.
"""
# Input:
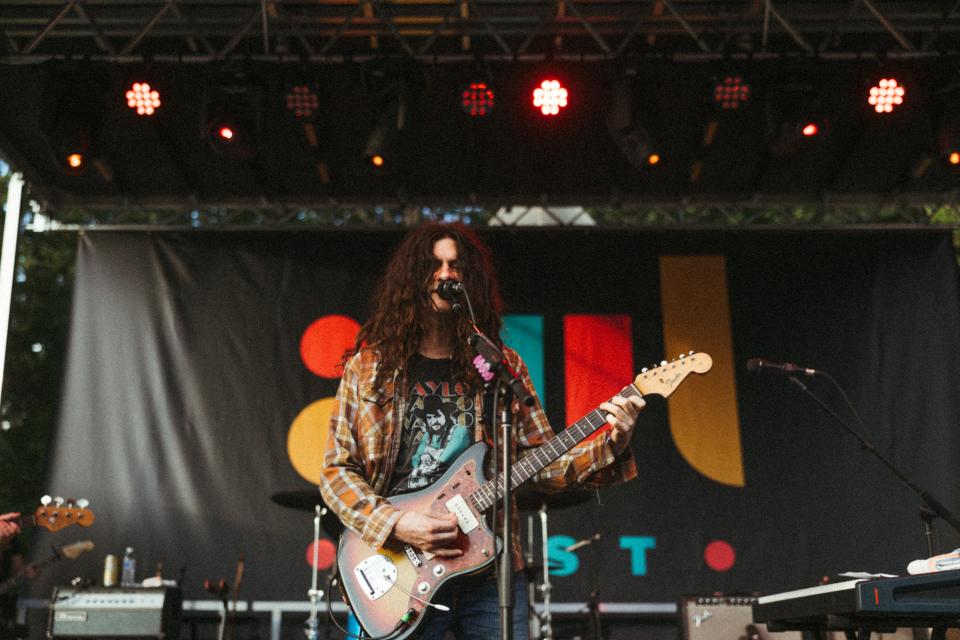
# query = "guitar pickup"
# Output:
<box><xmin>446</xmin><ymin>494</ymin><xmax>479</xmax><ymax>534</ymax></box>
<box><xmin>404</xmin><ymin>545</ymin><xmax>423</xmax><ymax>567</ymax></box>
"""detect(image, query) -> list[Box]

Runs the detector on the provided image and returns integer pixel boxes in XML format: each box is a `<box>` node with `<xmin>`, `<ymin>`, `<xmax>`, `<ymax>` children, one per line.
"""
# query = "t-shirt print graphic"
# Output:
<box><xmin>404</xmin><ymin>391</ymin><xmax>473</xmax><ymax>491</ymax></box>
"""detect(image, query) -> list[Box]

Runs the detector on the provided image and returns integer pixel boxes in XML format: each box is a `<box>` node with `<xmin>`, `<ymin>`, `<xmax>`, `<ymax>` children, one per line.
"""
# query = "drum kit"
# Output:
<box><xmin>270</xmin><ymin>488</ymin><xmax>606</xmax><ymax>640</ymax></box>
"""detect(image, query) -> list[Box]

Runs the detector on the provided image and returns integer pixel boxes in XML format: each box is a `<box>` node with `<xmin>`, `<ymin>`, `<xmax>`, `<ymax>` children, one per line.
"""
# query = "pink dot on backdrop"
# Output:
<box><xmin>305</xmin><ymin>539</ymin><xmax>336</xmax><ymax>570</ymax></box>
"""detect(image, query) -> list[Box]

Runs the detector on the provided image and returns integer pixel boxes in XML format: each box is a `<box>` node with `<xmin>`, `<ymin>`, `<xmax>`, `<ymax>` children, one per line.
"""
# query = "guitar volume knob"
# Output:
<box><xmin>432</xmin><ymin>565</ymin><xmax>445</xmax><ymax>577</ymax></box>
<box><xmin>417</xmin><ymin>582</ymin><xmax>430</xmax><ymax>594</ymax></box>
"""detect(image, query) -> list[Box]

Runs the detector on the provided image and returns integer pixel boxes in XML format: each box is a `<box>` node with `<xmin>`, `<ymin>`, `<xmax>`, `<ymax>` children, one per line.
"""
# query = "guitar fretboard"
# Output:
<box><xmin>469</xmin><ymin>384</ymin><xmax>642</xmax><ymax>513</ymax></box>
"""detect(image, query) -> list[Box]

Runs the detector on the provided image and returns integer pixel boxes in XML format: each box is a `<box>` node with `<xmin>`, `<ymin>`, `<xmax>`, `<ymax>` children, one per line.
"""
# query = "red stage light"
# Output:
<box><xmin>125</xmin><ymin>82</ymin><xmax>161</xmax><ymax>116</ymax></box>
<box><xmin>868</xmin><ymin>78</ymin><xmax>905</xmax><ymax>114</ymax></box>
<box><xmin>461</xmin><ymin>82</ymin><xmax>495</xmax><ymax>117</ymax></box>
<box><xmin>218</xmin><ymin>126</ymin><xmax>235</xmax><ymax>141</ymax></box>
<box><xmin>532</xmin><ymin>79</ymin><xmax>568</xmax><ymax>116</ymax></box>
<box><xmin>713</xmin><ymin>75</ymin><xmax>751</xmax><ymax>110</ymax></box>
<box><xmin>66</xmin><ymin>153</ymin><xmax>84</xmax><ymax>169</ymax></box>
<box><xmin>949</xmin><ymin>151</ymin><xmax>960</xmax><ymax>165</ymax></box>
<box><xmin>286</xmin><ymin>84</ymin><xmax>319</xmax><ymax>118</ymax></box>
<box><xmin>801</xmin><ymin>122</ymin><xmax>819</xmax><ymax>137</ymax></box>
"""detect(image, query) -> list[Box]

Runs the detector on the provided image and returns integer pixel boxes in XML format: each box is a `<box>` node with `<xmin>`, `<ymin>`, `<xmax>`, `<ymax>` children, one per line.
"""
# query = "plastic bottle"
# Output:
<box><xmin>907</xmin><ymin>548</ymin><xmax>960</xmax><ymax>574</ymax></box>
<box><xmin>121</xmin><ymin>547</ymin><xmax>137</xmax><ymax>587</ymax></box>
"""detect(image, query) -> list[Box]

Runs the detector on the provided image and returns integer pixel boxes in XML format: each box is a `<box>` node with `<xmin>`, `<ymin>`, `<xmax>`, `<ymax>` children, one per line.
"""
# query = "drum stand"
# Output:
<box><xmin>304</xmin><ymin>505</ymin><xmax>325</xmax><ymax>640</ymax></box>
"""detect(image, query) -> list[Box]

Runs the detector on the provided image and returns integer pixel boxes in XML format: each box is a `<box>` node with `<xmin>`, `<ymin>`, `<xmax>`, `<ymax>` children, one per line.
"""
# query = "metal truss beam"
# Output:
<box><xmin>1</xmin><ymin>1</ymin><xmax>956</xmax><ymax>63</ymax></box>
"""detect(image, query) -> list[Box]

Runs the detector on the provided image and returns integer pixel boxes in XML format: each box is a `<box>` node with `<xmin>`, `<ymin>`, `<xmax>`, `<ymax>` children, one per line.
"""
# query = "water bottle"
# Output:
<box><xmin>121</xmin><ymin>547</ymin><xmax>137</xmax><ymax>587</ymax></box>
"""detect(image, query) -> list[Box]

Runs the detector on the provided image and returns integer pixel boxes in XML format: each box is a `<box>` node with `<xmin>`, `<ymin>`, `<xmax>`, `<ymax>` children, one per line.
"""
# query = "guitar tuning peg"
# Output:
<box><xmin>41</xmin><ymin>495</ymin><xmax>52</xmax><ymax>506</ymax></box>
<box><xmin>66</xmin><ymin>498</ymin><xmax>76</xmax><ymax>506</ymax></box>
<box><xmin>641</xmin><ymin>367</ymin><xmax>648</xmax><ymax>373</ymax></box>
<box><xmin>688</xmin><ymin>350</ymin><xmax>694</xmax><ymax>355</ymax></box>
<box><xmin>77</xmin><ymin>498</ymin><xmax>89</xmax><ymax>509</ymax></box>
<box><xmin>679</xmin><ymin>353</ymin><xmax>685</xmax><ymax>359</ymax></box>
<box><xmin>54</xmin><ymin>496</ymin><xmax>64</xmax><ymax>506</ymax></box>
<box><xmin>660</xmin><ymin>360</ymin><xmax>668</xmax><ymax>366</ymax></box>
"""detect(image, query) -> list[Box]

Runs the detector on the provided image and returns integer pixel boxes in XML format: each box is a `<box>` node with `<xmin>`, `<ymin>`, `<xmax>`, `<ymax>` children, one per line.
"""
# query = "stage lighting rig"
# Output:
<box><xmin>202</xmin><ymin>83</ymin><xmax>261</xmax><ymax>160</ymax></box>
<box><xmin>606</xmin><ymin>78</ymin><xmax>661</xmax><ymax>171</ymax></box>
<box><xmin>868</xmin><ymin>78</ymin><xmax>905</xmax><ymax>114</ymax></box>
<box><xmin>363</xmin><ymin>86</ymin><xmax>408</xmax><ymax>171</ymax></box>
<box><xmin>532</xmin><ymin>79</ymin><xmax>568</xmax><ymax>116</ymax></box>
<box><xmin>461</xmin><ymin>82</ymin><xmax>495</xmax><ymax>117</ymax></box>
<box><xmin>713</xmin><ymin>75</ymin><xmax>751</xmax><ymax>110</ymax></box>
<box><xmin>125</xmin><ymin>81</ymin><xmax>161</xmax><ymax>116</ymax></box>
<box><xmin>285</xmin><ymin>83</ymin><xmax>320</xmax><ymax>119</ymax></box>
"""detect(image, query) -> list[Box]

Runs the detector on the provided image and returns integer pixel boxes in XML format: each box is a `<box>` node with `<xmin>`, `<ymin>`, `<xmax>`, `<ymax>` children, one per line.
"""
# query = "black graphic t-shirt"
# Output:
<box><xmin>389</xmin><ymin>355</ymin><xmax>477</xmax><ymax>495</ymax></box>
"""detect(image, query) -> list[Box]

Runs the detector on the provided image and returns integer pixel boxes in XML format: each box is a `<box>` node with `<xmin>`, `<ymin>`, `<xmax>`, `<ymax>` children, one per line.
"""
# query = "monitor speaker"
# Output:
<box><xmin>679</xmin><ymin>595</ymin><xmax>802</xmax><ymax>640</ymax></box>
<box><xmin>47</xmin><ymin>586</ymin><xmax>181</xmax><ymax>638</ymax></box>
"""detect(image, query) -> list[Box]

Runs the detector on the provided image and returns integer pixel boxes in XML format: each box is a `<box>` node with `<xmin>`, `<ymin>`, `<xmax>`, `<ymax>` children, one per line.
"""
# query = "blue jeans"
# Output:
<box><xmin>414</xmin><ymin>570</ymin><xmax>529</xmax><ymax>640</ymax></box>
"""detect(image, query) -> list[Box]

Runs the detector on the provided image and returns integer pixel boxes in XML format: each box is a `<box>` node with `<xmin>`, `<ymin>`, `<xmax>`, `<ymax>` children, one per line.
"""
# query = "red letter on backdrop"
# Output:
<box><xmin>563</xmin><ymin>314</ymin><xmax>633</xmax><ymax>438</ymax></box>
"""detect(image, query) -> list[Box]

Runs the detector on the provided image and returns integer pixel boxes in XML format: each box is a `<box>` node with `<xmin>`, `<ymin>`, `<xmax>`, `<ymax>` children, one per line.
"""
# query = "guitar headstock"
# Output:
<box><xmin>34</xmin><ymin>496</ymin><xmax>95</xmax><ymax>532</ymax></box>
<box><xmin>61</xmin><ymin>540</ymin><xmax>95</xmax><ymax>560</ymax></box>
<box><xmin>633</xmin><ymin>352</ymin><xmax>713</xmax><ymax>398</ymax></box>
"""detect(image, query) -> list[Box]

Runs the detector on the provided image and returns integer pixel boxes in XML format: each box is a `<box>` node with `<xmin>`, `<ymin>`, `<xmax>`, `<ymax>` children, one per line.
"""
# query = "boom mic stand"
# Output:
<box><xmin>785</xmin><ymin>373</ymin><xmax>960</xmax><ymax>553</ymax></box>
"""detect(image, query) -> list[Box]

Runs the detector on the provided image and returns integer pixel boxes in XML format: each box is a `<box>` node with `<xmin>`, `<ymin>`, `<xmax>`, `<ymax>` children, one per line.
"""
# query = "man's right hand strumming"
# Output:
<box><xmin>392</xmin><ymin>510</ymin><xmax>463</xmax><ymax>557</ymax></box>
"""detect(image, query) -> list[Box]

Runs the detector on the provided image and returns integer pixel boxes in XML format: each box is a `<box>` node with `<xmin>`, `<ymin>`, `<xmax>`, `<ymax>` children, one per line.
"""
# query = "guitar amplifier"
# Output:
<box><xmin>47</xmin><ymin>586</ymin><xmax>182</xmax><ymax>638</ymax></box>
<box><xmin>680</xmin><ymin>595</ymin><xmax>803</xmax><ymax>640</ymax></box>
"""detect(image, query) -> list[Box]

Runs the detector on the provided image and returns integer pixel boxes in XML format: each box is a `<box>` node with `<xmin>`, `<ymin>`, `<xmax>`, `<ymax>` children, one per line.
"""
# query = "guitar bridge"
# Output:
<box><xmin>354</xmin><ymin>555</ymin><xmax>398</xmax><ymax>601</ymax></box>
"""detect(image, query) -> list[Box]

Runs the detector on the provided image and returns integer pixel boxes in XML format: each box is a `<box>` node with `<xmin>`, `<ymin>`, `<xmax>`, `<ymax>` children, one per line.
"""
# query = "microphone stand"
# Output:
<box><xmin>787</xmin><ymin>375</ymin><xmax>960</xmax><ymax>549</ymax></box>
<box><xmin>447</xmin><ymin>281</ymin><xmax>534</xmax><ymax>640</ymax></box>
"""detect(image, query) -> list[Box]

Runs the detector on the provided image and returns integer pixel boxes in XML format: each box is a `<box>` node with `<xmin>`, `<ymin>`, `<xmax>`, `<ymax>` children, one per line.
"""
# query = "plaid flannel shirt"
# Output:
<box><xmin>319</xmin><ymin>345</ymin><xmax>638</xmax><ymax>568</ymax></box>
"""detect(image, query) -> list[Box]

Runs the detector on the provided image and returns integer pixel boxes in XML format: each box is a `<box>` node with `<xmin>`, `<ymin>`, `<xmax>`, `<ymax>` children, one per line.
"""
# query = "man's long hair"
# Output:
<box><xmin>354</xmin><ymin>222</ymin><xmax>503</xmax><ymax>393</ymax></box>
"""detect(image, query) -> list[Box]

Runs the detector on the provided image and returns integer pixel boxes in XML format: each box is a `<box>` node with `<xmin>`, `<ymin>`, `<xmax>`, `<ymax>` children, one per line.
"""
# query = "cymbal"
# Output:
<box><xmin>516</xmin><ymin>489</ymin><xmax>593</xmax><ymax>512</ymax></box>
<box><xmin>270</xmin><ymin>490</ymin><xmax>344</xmax><ymax>539</ymax></box>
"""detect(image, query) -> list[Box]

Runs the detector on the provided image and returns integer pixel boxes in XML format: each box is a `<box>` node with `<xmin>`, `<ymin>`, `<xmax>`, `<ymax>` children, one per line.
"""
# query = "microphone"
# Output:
<box><xmin>746</xmin><ymin>358</ymin><xmax>818</xmax><ymax>377</ymax></box>
<box><xmin>436</xmin><ymin>280</ymin><xmax>464</xmax><ymax>302</ymax></box>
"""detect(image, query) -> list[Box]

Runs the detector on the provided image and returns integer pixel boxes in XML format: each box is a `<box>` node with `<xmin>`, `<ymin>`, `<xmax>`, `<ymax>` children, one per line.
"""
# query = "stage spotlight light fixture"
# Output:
<box><xmin>370</xmin><ymin>154</ymin><xmax>385</xmax><ymax>168</ymax></box>
<box><xmin>868</xmin><ymin>78</ymin><xmax>905</xmax><ymax>114</ymax></box>
<box><xmin>647</xmin><ymin>153</ymin><xmax>661</xmax><ymax>166</ymax></box>
<box><xmin>801</xmin><ymin>122</ymin><xmax>819</xmax><ymax>137</ymax></box>
<box><xmin>285</xmin><ymin>84</ymin><xmax>319</xmax><ymax>118</ymax></box>
<box><xmin>125</xmin><ymin>81</ymin><xmax>161</xmax><ymax>116</ymax></box>
<box><xmin>949</xmin><ymin>151</ymin><xmax>960</xmax><ymax>166</ymax></box>
<box><xmin>217</xmin><ymin>125</ymin><xmax>235</xmax><ymax>141</ymax></box>
<box><xmin>714</xmin><ymin>75</ymin><xmax>751</xmax><ymax>110</ymax></box>
<box><xmin>66</xmin><ymin>153</ymin><xmax>84</xmax><ymax>170</ymax></box>
<box><xmin>532</xmin><ymin>79</ymin><xmax>568</xmax><ymax>116</ymax></box>
<box><xmin>461</xmin><ymin>82</ymin><xmax>495</xmax><ymax>117</ymax></box>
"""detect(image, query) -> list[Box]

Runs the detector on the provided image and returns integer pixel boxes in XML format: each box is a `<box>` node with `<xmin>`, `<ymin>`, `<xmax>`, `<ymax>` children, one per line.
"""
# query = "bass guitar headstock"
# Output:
<box><xmin>34</xmin><ymin>495</ymin><xmax>95</xmax><ymax>532</ymax></box>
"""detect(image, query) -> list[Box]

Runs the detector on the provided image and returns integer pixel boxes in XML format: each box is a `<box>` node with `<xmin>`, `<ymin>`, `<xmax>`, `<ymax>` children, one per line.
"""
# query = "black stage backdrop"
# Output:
<box><xmin>28</xmin><ymin>228</ymin><xmax>960</xmax><ymax>606</ymax></box>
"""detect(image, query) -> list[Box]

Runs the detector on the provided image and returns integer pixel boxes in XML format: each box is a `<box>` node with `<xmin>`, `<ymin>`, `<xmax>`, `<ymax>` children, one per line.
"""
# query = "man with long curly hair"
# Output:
<box><xmin>320</xmin><ymin>222</ymin><xmax>645</xmax><ymax>639</ymax></box>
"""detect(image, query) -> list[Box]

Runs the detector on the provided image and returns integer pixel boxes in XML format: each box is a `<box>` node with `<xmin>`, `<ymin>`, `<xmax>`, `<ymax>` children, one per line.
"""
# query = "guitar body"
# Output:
<box><xmin>338</xmin><ymin>441</ymin><xmax>497</xmax><ymax>639</ymax></box>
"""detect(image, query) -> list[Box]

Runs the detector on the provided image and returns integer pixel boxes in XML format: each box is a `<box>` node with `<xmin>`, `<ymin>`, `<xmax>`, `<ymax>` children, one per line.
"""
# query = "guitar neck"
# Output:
<box><xmin>470</xmin><ymin>384</ymin><xmax>641</xmax><ymax>513</ymax></box>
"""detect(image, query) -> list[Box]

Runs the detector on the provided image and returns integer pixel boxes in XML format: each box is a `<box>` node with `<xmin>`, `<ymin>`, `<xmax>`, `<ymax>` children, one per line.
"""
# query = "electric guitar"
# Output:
<box><xmin>0</xmin><ymin>539</ymin><xmax>94</xmax><ymax>596</ymax></box>
<box><xmin>10</xmin><ymin>496</ymin><xmax>96</xmax><ymax>533</ymax></box>
<box><xmin>337</xmin><ymin>352</ymin><xmax>713</xmax><ymax>639</ymax></box>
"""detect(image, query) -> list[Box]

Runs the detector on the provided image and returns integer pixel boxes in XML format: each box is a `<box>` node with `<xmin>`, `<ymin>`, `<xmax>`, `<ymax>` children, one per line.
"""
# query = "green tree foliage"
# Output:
<box><xmin>0</xmin><ymin>227</ymin><xmax>77</xmax><ymax>515</ymax></box>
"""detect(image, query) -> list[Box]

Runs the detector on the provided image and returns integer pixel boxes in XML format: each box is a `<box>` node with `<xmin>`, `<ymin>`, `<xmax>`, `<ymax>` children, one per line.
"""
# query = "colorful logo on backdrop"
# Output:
<box><xmin>285</xmin><ymin>254</ymin><xmax>744</xmax><ymax>575</ymax></box>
